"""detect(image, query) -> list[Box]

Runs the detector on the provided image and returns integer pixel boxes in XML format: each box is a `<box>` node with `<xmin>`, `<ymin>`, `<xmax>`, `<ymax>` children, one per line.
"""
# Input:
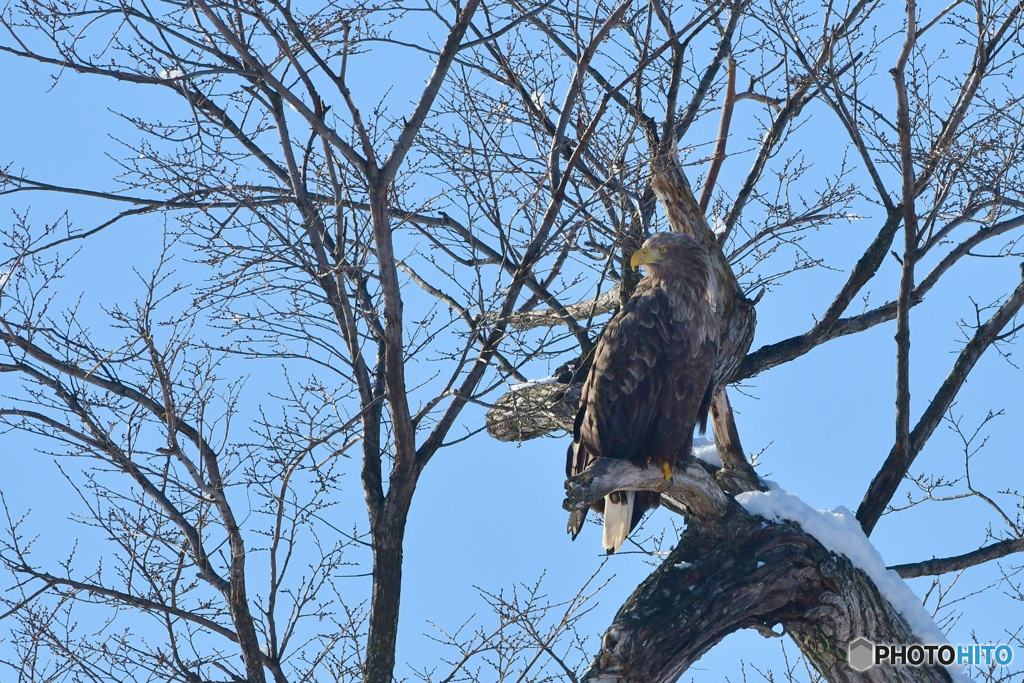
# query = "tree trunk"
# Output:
<box><xmin>364</xmin><ymin>503</ymin><xmax>412</xmax><ymax>683</ymax></box>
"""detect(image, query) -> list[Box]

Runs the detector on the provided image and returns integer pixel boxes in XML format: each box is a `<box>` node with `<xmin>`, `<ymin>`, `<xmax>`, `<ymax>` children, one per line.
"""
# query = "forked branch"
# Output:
<box><xmin>858</xmin><ymin>268</ymin><xmax>1024</xmax><ymax>534</ymax></box>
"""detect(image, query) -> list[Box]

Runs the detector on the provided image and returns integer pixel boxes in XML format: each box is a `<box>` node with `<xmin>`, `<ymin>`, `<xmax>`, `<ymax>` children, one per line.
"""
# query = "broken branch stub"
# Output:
<box><xmin>648</xmin><ymin>149</ymin><xmax>757</xmax><ymax>388</ymax></box>
<box><xmin>499</xmin><ymin>286</ymin><xmax>621</xmax><ymax>330</ymax></box>
<box><xmin>485</xmin><ymin>382</ymin><xmax>581</xmax><ymax>442</ymax></box>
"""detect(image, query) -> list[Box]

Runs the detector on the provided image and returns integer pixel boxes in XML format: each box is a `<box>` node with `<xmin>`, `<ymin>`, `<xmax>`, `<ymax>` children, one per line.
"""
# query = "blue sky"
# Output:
<box><xmin>1</xmin><ymin>5</ymin><xmax>1022</xmax><ymax>681</ymax></box>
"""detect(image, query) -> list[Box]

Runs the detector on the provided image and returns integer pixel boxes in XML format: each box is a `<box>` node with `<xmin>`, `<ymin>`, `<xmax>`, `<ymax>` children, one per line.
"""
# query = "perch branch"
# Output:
<box><xmin>563</xmin><ymin>457</ymin><xmax>733</xmax><ymax>521</ymax></box>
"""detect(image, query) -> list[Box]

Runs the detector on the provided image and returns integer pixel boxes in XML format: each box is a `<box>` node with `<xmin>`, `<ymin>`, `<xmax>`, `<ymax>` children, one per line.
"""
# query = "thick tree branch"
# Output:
<box><xmin>709</xmin><ymin>388</ymin><xmax>758</xmax><ymax>485</ymax></box>
<box><xmin>486</xmin><ymin>382</ymin><xmax>581</xmax><ymax>442</ymax></box>
<box><xmin>496</xmin><ymin>286</ymin><xmax>620</xmax><ymax>331</ymax></box>
<box><xmin>582</xmin><ymin>504</ymin><xmax>953</xmax><ymax>683</ymax></box>
<box><xmin>739</xmin><ymin>212</ymin><xmax>1024</xmax><ymax>379</ymax></box>
<box><xmin>892</xmin><ymin>1</ymin><xmax>919</xmax><ymax>510</ymax></box>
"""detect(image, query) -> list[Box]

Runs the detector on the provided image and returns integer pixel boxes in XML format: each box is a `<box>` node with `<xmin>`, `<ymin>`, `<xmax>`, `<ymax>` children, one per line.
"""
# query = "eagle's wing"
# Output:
<box><xmin>566</xmin><ymin>287</ymin><xmax>674</xmax><ymax>537</ymax></box>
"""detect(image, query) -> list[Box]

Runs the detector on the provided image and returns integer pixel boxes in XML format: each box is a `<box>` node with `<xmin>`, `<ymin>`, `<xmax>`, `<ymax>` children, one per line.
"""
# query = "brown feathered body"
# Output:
<box><xmin>567</xmin><ymin>232</ymin><xmax>718</xmax><ymax>553</ymax></box>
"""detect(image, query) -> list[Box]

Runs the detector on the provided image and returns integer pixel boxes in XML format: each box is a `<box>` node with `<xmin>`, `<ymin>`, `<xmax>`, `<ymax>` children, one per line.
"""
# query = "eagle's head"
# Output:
<box><xmin>630</xmin><ymin>232</ymin><xmax>712</xmax><ymax>293</ymax></box>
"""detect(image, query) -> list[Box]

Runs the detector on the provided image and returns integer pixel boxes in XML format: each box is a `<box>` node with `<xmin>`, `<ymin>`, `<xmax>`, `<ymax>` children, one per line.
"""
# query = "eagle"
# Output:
<box><xmin>567</xmin><ymin>232</ymin><xmax>718</xmax><ymax>553</ymax></box>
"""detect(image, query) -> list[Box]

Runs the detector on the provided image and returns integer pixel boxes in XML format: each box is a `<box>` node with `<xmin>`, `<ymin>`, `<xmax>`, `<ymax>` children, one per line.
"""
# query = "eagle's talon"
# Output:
<box><xmin>662</xmin><ymin>461</ymin><xmax>673</xmax><ymax>481</ymax></box>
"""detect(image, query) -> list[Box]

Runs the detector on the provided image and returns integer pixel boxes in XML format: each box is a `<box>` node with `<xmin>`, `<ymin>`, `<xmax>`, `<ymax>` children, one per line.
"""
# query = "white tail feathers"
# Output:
<box><xmin>602</xmin><ymin>491</ymin><xmax>635</xmax><ymax>553</ymax></box>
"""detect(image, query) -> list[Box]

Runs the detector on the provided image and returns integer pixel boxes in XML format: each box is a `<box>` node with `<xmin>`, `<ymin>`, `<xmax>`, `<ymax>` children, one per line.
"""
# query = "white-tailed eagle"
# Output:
<box><xmin>567</xmin><ymin>232</ymin><xmax>718</xmax><ymax>553</ymax></box>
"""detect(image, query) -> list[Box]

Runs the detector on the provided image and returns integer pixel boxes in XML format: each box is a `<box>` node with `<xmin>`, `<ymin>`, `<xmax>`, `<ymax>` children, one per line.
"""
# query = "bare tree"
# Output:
<box><xmin>1</xmin><ymin>0</ymin><xmax>1022</xmax><ymax>682</ymax></box>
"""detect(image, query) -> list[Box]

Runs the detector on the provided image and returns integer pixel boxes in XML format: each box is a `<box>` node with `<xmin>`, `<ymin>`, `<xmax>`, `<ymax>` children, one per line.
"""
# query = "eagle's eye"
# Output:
<box><xmin>659</xmin><ymin>246</ymin><xmax>668</xmax><ymax>254</ymax></box>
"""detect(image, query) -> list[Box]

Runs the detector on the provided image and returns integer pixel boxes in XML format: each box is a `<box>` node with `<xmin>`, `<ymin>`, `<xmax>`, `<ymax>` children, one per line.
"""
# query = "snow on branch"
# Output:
<box><xmin>737</xmin><ymin>488</ymin><xmax>971</xmax><ymax>683</ymax></box>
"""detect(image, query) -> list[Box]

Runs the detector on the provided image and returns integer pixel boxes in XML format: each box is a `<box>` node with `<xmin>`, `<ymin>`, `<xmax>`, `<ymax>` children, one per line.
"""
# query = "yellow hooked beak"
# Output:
<box><xmin>630</xmin><ymin>247</ymin><xmax>664</xmax><ymax>270</ymax></box>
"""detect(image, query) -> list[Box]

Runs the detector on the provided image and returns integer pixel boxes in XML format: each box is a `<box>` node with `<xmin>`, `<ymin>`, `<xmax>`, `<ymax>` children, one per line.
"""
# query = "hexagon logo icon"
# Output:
<box><xmin>848</xmin><ymin>637</ymin><xmax>875</xmax><ymax>672</ymax></box>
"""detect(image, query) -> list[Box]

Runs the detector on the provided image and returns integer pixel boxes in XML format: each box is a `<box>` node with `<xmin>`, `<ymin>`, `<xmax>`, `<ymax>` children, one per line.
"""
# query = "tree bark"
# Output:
<box><xmin>584</xmin><ymin>509</ymin><xmax>953</xmax><ymax>683</ymax></box>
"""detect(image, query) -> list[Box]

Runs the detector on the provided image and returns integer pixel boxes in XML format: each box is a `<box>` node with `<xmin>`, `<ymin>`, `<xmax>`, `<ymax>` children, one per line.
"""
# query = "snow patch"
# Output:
<box><xmin>712</xmin><ymin>215</ymin><xmax>727</xmax><ymax>236</ymax></box>
<box><xmin>674</xmin><ymin>561</ymin><xmax>692</xmax><ymax>569</ymax></box>
<box><xmin>735</xmin><ymin>488</ymin><xmax>972</xmax><ymax>682</ymax></box>
<box><xmin>159</xmin><ymin>68</ymin><xmax>185</xmax><ymax>80</ymax></box>
<box><xmin>530</xmin><ymin>91</ymin><xmax>546</xmax><ymax>109</ymax></box>
<box><xmin>691</xmin><ymin>435</ymin><xmax>721</xmax><ymax>467</ymax></box>
<box><xmin>507</xmin><ymin>376</ymin><xmax>559</xmax><ymax>392</ymax></box>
